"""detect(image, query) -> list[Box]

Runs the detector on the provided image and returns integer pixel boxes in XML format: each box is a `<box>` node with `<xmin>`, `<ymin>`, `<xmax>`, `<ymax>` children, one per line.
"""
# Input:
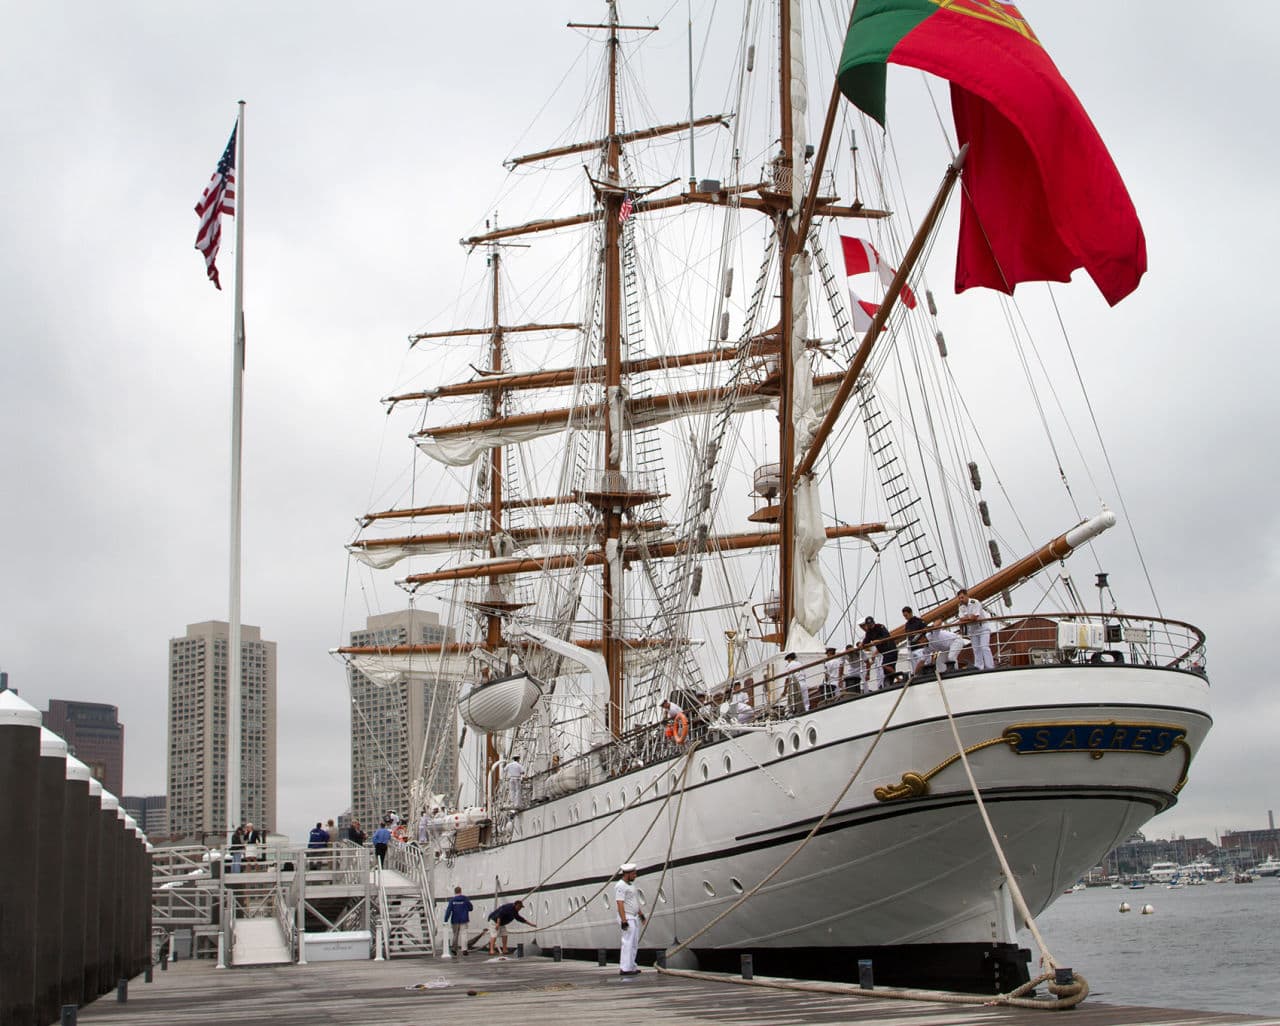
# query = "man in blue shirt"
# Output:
<box><xmin>443</xmin><ymin>886</ymin><xmax>474</xmax><ymax>955</ymax></box>
<box><xmin>307</xmin><ymin>821</ymin><xmax>329</xmax><ymax>866</ymax></box>
<box><xmin>486</xmin><ymin>899</ymin><xmax>536</xmax><ymax>956</ymax></box>
<box><xmin>372</xmin><ymin>822</ymin><xmax>392</xmax><ymax>865</ymax></box>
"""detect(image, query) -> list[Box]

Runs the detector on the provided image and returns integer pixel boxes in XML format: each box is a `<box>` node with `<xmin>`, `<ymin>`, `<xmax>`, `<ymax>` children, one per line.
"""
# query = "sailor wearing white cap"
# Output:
<box><xmin>615</xmin><ymin>863</ymin><xmax>645</xmax><ymax>975</ymax></box>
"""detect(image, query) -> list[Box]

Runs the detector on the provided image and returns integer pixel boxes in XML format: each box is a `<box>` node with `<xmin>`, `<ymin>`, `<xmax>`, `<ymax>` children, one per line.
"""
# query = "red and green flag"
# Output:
<box><xmin>838</xmin><ymin>0</ymin><xmax>1146</xmax><ymax>306</ymax></box>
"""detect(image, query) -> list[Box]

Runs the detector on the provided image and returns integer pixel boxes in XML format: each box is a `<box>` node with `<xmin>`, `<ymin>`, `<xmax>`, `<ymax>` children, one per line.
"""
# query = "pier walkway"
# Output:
<box><xmin>75</xmin><ymin>953</ymin><xmax>1280</xmax><ymax>1026</ymax></box>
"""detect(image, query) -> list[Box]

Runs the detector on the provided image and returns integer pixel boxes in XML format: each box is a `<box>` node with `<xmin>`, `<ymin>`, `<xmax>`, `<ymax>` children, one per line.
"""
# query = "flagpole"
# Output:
<box><xmin>227</xmin><ymin>99</ymin><xmax>246</xmax><ymax>846</ymax></box>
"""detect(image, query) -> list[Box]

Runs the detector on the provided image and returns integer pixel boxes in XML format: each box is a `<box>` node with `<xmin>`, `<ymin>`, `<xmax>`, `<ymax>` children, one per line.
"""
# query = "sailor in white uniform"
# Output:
<box><xmin>615</xmin><ymin>863</ymin><xmax>646</xmax><ymax>975</ymax></box>
<box><xmin>957</xmin><ymin>588</ymin><xmax>994</xmax><ymax>670</ymax></box>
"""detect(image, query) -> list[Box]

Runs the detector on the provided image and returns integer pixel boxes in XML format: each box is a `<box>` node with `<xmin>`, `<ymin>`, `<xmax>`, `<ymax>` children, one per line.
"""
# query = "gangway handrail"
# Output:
<box><xmin>388</xmin><ymin>839</ymin><xmax>439</xmax><ymax>953</ymax></box>
<box><xmin>373</xmin><ymin>860</ymin><xmax>392</xmax><ymax>960</ymax></box>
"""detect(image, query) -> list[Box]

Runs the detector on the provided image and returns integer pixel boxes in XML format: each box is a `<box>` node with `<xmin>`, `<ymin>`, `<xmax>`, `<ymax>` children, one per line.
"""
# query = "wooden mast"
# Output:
<box><xmin>777</xmin><ymin>0</ymin><xmax>798</xmax><ymax>646</ymax></box>
<box><xmin>483</xmin><ymin>246</ymin><xmax>505</xmax><ymax>780</ymax></box>
<box><xmin>600</xmin><ymin>0</ymin><xmax>629</xmax><ymax>738</ymax></box>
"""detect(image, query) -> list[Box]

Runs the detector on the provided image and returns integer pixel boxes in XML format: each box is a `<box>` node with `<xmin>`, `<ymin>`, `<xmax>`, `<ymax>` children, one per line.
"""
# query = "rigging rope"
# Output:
<box><xmin>503</xmin><ymin>743</ymin><xmax>702</xmax><ymax>935</ymax></box>
<box><xmin>661</xmin><ymin>681</ymin><xmax>915</xmax><ymax>959</ymax></box>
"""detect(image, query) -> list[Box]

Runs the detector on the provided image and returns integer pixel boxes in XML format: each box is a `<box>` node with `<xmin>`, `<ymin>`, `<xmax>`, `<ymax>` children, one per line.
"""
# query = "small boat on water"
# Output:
<box><xmin>1253</xmin><ymin>856</ymin><xmax>1280</xmax><ymax>877</ymax></box>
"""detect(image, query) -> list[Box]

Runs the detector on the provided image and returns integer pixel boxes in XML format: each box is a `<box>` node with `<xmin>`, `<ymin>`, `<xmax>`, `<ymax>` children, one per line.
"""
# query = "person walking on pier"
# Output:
<box><xmin>444</xmin><ymin>885</ymin><xmax>474</xmax><ymax>955</ymax></box>
<box><xmin>487</xmin><ymin>899</ymin><xmax>536</xmax><ymax>956</ymax></box>
<box><xmin>615</xmin><ymin>863</ymin><xmax>646</xmax><ymax>976</ymax></box>
<box><xmin>372</xmin><ymin>821</ymin><xmax>391</xmax><ymax>866</ymax></box>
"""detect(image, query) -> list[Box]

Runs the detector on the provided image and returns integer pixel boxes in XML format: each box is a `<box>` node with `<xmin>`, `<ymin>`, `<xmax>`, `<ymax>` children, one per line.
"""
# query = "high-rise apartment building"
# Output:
<box><xmin>167</xmin><ymin>621</ymin><xmax>276</xmax><ymax>842</ymax></box>
<box><xmin>122</xmin><ymin>795</ymin><xmax>168</xmax><ymax>839</ymax></box>
<box><xmin>348</xmin><ymin>609</ymin><xmax>457</xmax><ymax>829</ymax></box>
<box><xmin>43</xmin><ymin>700</ymin><xmax>124</xmax><ymax>795</ymax></box>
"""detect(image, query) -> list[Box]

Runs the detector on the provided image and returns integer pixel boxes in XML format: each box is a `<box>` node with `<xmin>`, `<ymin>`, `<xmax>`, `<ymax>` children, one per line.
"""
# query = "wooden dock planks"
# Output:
<box><xmin>73</xmin><ymin>954</ymin><xmax>1280</xmax><ymax>1026</ymax></box>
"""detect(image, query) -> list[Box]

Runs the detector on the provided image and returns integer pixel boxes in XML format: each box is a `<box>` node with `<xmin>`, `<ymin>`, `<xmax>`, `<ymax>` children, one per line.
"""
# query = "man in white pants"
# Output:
<box><xmin>925</xmin><ymin>624</ymin><xmax>965</xmax><ymax>674</ymax></box>
<box><xmin>956</xmin><ymin>588</ymin><xmax>994</xmax><ymax>670</ymax></box>
<box><xmin>615</xmin><ymin>863</ymin><xmax>646</xmax><ymax>976</ymax></box>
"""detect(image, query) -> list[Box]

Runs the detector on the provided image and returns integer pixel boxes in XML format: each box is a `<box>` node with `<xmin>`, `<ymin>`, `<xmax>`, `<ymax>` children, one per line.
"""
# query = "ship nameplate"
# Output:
<box><xmin>875</xmin><ymin>721</ymin><xmax>1193</xmax><ymax>802</ymax></box>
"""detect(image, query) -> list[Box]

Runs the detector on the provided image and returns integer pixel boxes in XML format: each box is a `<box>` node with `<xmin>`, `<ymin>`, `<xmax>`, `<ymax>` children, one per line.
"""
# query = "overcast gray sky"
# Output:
<box><xmin>1</xmin><ymin>2</ymin><xmax>1276</xmax><ymax>846</ymax></box>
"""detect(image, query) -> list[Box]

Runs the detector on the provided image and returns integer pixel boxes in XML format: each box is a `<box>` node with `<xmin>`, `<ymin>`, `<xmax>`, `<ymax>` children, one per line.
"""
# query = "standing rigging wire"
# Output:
<box><xmin>1045</xmin><ymin>283</ymin><xmax>1165</xmax><ymax>617</ymax></box>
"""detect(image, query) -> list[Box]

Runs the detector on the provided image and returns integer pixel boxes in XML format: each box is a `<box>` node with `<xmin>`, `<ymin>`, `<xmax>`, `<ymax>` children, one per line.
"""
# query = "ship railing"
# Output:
<box><xmin>515</xmin><ymin>614</ymin><xmax>1205</xmax><ymax>805</ymax></box>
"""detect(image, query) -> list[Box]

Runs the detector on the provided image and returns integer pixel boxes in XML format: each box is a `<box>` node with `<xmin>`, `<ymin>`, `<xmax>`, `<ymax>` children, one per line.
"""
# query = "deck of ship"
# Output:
<box><xmin>73</xmin><ymin>952</ymin><xmax>1279</xmax><ymax>1026</ymax></box>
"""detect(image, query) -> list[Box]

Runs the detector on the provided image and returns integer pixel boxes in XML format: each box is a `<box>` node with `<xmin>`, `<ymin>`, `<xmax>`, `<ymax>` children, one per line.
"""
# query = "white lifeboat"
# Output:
<box><xmin>458</xmin><ymin>672</ymin><xmax>542</xmax><ymax>732</ymax></box>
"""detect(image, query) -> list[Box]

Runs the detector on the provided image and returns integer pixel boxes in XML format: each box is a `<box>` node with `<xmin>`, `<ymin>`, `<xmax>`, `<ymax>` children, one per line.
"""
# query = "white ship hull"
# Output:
<box><xmin>433</xmin><ymin>664</ymin><xmax>1210</xmax><ymax>988</ymax></box>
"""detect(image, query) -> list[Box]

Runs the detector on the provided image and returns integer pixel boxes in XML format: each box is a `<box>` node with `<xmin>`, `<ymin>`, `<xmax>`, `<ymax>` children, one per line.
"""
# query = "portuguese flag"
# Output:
<box><xmin>838</xmin><ymin>0</ymin><xmax>1146</xmax><ymax>306</ymax></box>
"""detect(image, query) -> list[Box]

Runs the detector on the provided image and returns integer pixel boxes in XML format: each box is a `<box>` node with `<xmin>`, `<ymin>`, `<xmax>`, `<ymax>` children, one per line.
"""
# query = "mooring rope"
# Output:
<box><xmin>660</xmin><ymin>680</ymin><xmax>915</xmax><ymax>959</ymax></box>
<box><xmin>931</xmin><ymin>666</ymin><xmax>1089</xmax><ymax>1006</ymax></box>
<box><xmin>653</xmin><ymin>666</ymin><xmax>1088</xmax><ymax>1010</ymax></box>
<box><xmin>658</xmin><ymin>966</ymin><xmax>1089</xmax><ymax>1010</ymax></box>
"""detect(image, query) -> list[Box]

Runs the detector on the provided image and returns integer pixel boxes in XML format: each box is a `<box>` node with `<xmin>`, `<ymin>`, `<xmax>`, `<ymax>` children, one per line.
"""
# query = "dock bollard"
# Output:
<box><xmin>655</xmin><ymin>951</ymin><xmax>667</xmax><ymax>969</ymax></box>
<box><xmin>61</xmin><ymin>1005</ymin><xmax>77</xmax><ymax>1026</ymax></box>
<box><xmin>740</xmin><ymin>954</ymin><xmax>753</xmax><ymax>980</ymax></box>
<box><xmin>116</xmin><ymin>978</ymin><xmax>128</xmax><ymax>1003</ymax></box>
<box><xmin>858</xmin><ymin>959</ymin><xmax>874</xmax><ymax>989</ymax></box>
<box><xmin>552</xmin><ymin>945</ymin><xmax>562</xmax><ymax>962</ymax></box>
<box><xmin>145</xmin><ymin>964</ymin><xmax>153</xmax><ymax>983</ymax></box>
<box><xmin>1055</xmin><ymin>967</ymin><xmax>1074</xmax><ymax>986</ymax></box>
<box><xmin>515</xmin><ymin>943</ymin><xmax>524</xmax><ymax>958</ymax></box>
<box><xmin>597</xmin><ymin>948</ymin><xmax>607</xmax><ymax>966</ymax></box>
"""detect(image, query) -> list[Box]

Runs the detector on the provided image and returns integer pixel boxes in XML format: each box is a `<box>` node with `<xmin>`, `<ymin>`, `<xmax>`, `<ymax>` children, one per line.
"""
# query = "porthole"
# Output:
<box><xmin>637</xmin><ymin>887</ymin><xmax>647</xmax><ymax>904</ymax></box>
<box><xmin>551</xmin><ymin>812</ymin><xmax>557</xmax><ymax>827</ymax></box>
<box><xmin>791</xmin><ymin>731</ymin><xmax>801</xmax><ymax>751</ymax></box>
<box><xmin>700</xmin><ymin>761</ymin><xmax>710</xmax><ymax>781</ymax></box>
<box><xmin>635</xmin><ymin>787</ymin><xmax>643</xmax><ymax>804</ymax></box>
<box><xmin>592</xmin><ymin>798</ymin><xmax>599</xmax><ymax>815</ymax></box>
<box><xmin>730</xmin><ymin>877</ymin><xmax>745</xmax><ymax>893</ymax></box>
<box><xmin>722</xmin><ymin>754</ymin><xmax>733</xmax><ymax>773</ymax></box>
<box><xmin>806</xmin><ymin>726</ymin><xmax>818</xmax><ymax>747</ymax></box>
<box><xmin>543</xmin><ymin>899</ymin><xmax>550</xmax><ymax>914</ymax></box>
<box><xmin>775</xmin><ymin>738</ymin><xmax>786</xmax><ymax>757</ymax></box>
<box><xmin>620</xmin><ymin>790</ymin><xmax>627</xmax><ymax>807</ymax></box>
<box><xmin>605</xmin><ymin>794</ymin><xmax>612</xmax><ymax>812</ymax></box>
<box><xmin>656</xmin><ymin>886</ymin><xmax>667</xmax><ymax>903</ymax></box>
<box><xmin>671</xmin><ymin>774</ymin><xmax>680</xmax><ymax>790</ymax></box>
<box><xmin>603</xmin><ymin>893</ymin><xmax>611</xmax><ymax>909</ymax></box>
<box><xmin>703</xmin><ymin>880</ymin><xmax>717</xmax><ymax>897</ymax></box>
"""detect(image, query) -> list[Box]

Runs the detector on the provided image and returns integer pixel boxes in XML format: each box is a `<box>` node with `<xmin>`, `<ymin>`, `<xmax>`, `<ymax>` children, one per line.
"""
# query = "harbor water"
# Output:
<box><xmin>1021</xmin><ymin>877</ymin><xmax>1280</xmax><ymax>1016</ymax></box>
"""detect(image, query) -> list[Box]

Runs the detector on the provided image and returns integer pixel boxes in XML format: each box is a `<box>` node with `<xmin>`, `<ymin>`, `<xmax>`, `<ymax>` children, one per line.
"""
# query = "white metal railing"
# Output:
<box><xmin>388</xmin><ymin>840</ymin><xmax>438</xmax><ymax>953</ymax></box>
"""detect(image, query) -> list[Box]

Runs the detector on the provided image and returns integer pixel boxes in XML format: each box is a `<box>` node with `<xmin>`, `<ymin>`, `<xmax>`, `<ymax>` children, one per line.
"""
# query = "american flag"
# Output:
<box><xmin>194</xmin><ymin>125</ymin><xmax>238</xmax><ymax>289</ymax></box>
<box><xmin>618</xmin><ymin>194</ymin><xmax>634</xmax><ymax>224</ymax></box>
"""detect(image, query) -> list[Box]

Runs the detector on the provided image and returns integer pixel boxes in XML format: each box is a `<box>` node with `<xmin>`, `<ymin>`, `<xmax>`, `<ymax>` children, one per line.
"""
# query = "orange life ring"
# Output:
<box><xmin>668</xmin><ymin>712</ymin><xmax>688</xmax><ymax>744</ymax></box>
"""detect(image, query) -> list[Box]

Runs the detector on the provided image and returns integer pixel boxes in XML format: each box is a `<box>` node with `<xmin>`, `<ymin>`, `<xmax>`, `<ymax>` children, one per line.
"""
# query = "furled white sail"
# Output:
<box><xmin>347</xmin><ymin>541</ymin><xmax>452</xmax><ymax>569</ymax></box>
<box><xmin>347</xmin><ymin>653</ymin><xmax>470</xmax><ymax>686</ymax></box>
<box><xmin>417</xmin><ymin>390</ymin><xmax>782</xmax><ymax>467</ymax></box>
<box><xmin>787</xmin><ymin>476</ymin><xmax>830</xmax><ymax>651</ymax></box>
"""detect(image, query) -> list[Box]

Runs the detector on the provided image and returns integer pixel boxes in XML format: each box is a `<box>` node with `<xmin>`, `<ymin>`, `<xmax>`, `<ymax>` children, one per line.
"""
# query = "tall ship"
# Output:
<box><xmin>339</xmin><ymin>0</ymin><xmax>1212</xmax><ymax>993</ymax></box>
